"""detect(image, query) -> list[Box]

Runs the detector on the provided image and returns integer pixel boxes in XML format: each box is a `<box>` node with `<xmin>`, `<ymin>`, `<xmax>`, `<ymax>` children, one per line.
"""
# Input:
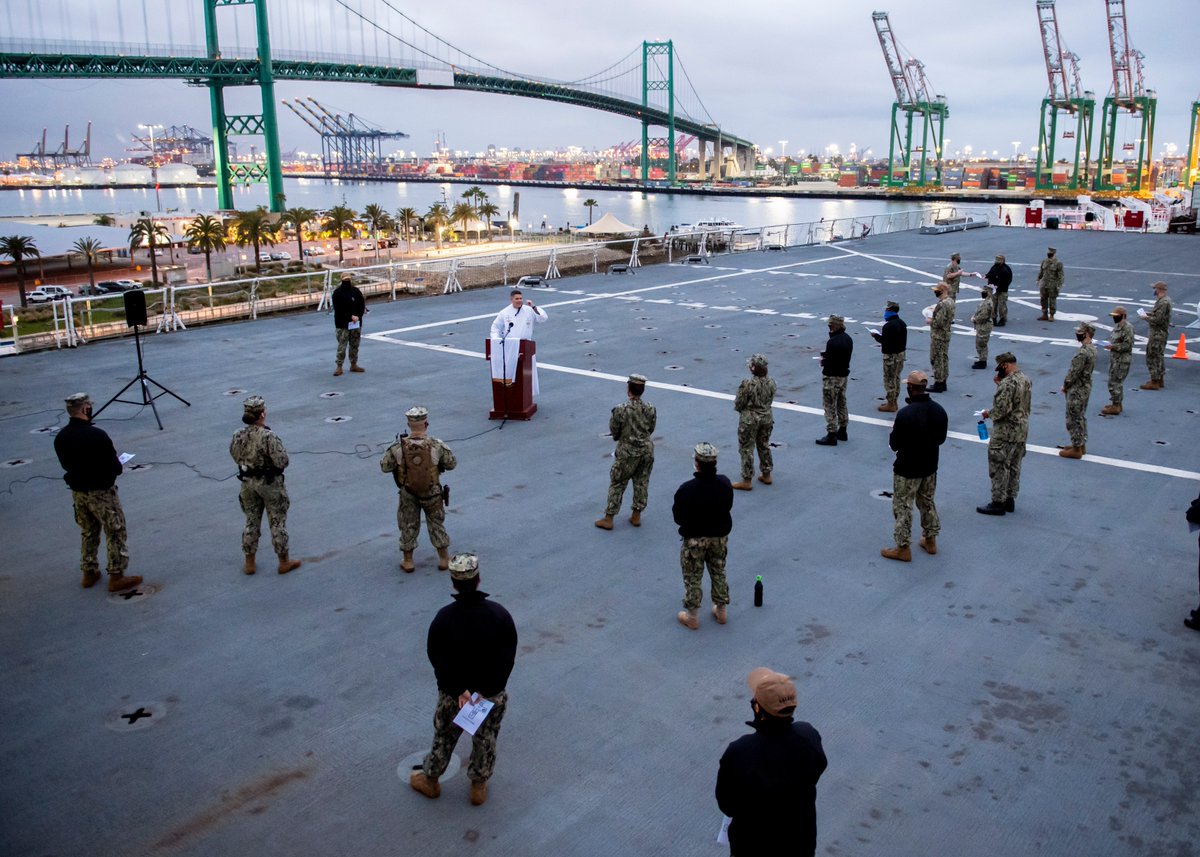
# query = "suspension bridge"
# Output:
<box><xmin>0</xmin><ymin>0</ymin><xmax>755</xmax><ymax>211</ymax></box>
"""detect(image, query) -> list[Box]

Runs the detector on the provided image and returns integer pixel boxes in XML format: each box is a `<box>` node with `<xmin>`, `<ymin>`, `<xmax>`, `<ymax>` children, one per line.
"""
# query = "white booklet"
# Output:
<box><xmin>118</xmin><ymin>453</ymin><xmax>135</xmax><ymax>465</ymax></box>
<box><xmin>716</xmin><ymin>816</ymin><xmax>732</xmax><ymax>844</ymax></box>
<box><xmin>348</xmin><ymin>320</ymin><xmax>361</xmax><ymax>330</ymax></box>
<box><xmin>453</xmin><ymin>695</ymin><xmax>495</xmax><ymax>735</ymax></box>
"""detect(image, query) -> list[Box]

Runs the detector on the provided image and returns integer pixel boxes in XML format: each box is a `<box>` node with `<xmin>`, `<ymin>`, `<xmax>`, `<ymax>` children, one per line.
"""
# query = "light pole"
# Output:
<box><xmin>778</xmin><ymin>140</ymin><xmax>788</xmax><ymax>160</ymax></box>
<box><xmin>139</xmin><ymin>123</ymin><xmax>164</xmax><ymax>212</ymax></box>
<box><xmin>1011</xmin><ymin>141</ymin><xmax>1021</xmax><ymax>165</ymax></box>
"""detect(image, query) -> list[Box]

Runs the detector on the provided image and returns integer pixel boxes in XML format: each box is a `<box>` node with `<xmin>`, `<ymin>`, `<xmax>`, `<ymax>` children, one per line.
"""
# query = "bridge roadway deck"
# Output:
<box><xmin>2</xmin><ymin>226</ymin><xmax>1198</xmax><ymax>857</ymax></box>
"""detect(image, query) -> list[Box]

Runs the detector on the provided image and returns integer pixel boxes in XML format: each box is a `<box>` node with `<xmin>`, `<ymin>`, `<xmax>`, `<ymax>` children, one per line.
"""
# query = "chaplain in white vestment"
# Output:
<box><xmin>490</xmin><ymin>289</ymin><xmax>548</xmax><ymax>397</ymax></box>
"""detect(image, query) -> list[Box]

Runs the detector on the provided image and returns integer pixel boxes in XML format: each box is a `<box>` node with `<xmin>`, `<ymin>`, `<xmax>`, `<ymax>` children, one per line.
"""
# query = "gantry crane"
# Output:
<box><xmin>871</xmin><ymin>11</ymin><xmax>948</xmax><ymax>188</ymax></box>
<box><xmin>282</xmin><ymin>97</ymin><xmax>409</xmax><ymax>176</ymax></box>
<box><xmin>1184</xmin><ymin>99</ymin><xmax>1200</xmax><ymax>188</ymax></box>
<box><xmin>1034</xmin><ymin>0</ymin><xmax>1094</xmax><ymax>191</ymax></box>
<box><xmin>1094</xmin><ymin>0</ymin><xmax>1156</xmax><ymax>194</ymax></box>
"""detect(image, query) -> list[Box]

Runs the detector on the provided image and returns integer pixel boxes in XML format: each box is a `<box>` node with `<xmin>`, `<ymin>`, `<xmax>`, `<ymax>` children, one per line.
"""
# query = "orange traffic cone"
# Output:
<box><xmin>1171</xmin><ymin>334</ymin><xmax>1188</xmax><ymax>360</ymax></box>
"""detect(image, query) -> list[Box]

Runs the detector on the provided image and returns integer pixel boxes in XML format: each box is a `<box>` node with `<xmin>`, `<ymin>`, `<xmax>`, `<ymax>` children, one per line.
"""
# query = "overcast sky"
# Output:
<box><xmin>2</xmin><ymin>0</ymin><xmax>1197</xmax><ymax>163</ymax></box>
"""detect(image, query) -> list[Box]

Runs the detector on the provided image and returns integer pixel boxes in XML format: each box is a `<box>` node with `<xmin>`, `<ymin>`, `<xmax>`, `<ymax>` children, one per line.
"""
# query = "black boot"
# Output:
<box><xmin>1004</xmin><ymin>497</ymin><xmax>1015</xmax><ymax>513</ymax></box>
<box><xmin>929</xmin><ymin>381</ymin><xmax>947</xmax><ymax>393</ymax></box>
<box><xmin>836</xmin><ymin>426</ymin><xmax>848</xmax><ymax>441</ymax></box>
<box><xmin>815</xmin><ymin>433</ymin><xmax>838</xmax><ymax>446</ymax></box>
<box><xmin>976</xmin><ymin>501</ymin><xmax>1006</xmax><ymax>516</ymax></box>
<box><xmin>972</xmin><ymin>360</ymin><xmax>987</xmax><ymax>369</ymax></box>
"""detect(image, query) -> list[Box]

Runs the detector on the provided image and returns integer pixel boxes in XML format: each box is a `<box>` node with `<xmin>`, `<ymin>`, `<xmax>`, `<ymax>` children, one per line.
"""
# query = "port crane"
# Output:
<box><xmin>1184</xmin><ymin>98</ymin><xmax>1200</xmax><ymax>188</ymax></box>
<box><xmin>282</xmin><ymin>97</ymin><xmax>408</xmax><ymax>177</ymax></box>
<box><xmin>1033</xmin><ymin>0</ymin><xmax>1094</xmax><ymax>191</ymax></box>
<box><xmin>871</xmin><ymin>10</ymin><xmax>948</xmax><ymax>188</ymax></box>
<box><xmin>1094</xmin><ymin>0</ymin><xmax>1155</xmax><ymax>194</ymax></box>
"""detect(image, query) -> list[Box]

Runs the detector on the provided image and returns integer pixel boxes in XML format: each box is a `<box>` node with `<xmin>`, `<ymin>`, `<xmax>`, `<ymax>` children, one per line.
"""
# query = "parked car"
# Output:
<box><xmin>359</xmin><ymin>242</ymin><xmax>375</xmax><ymax>251</ymax></box>
<box><xmin>258</xmin><ymin>253</ymin><xmax>273</xmax><ymax>264</ymax></box>
<box><xmin>303</xmin><ymin>247</ymin><xmax>327</xmax><ymax>257</ymax></box>
<box><xmin>28</xmin><ymin>285</ymin><xmax>73</xmax><ymax>303</ymax></box>
<box><xmin>269</xmin><ymin>251</ymin><xmax>292</xmax><ymax>261</ymax></box>
<box><xmin>95</xmin><ymin>280</ymin><xmax>142</xmax><ymax>293</ymax></box>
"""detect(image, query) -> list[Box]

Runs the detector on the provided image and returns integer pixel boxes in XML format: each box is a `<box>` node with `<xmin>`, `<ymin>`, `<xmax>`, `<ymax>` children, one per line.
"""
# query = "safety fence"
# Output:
<box><xmin>3</xmin><ymin>207</ymin><xmax>952</xmax><ymax>354</ymax></box>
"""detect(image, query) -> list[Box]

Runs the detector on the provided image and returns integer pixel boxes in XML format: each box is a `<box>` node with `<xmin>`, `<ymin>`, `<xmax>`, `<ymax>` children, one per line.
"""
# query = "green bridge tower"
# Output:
<box><xmin>204</xmin><ymin>0</ymin><xmax>285</xmax><ymax>212</ymax></box>
<box><xmin>641</xmin><ymin>40</ymin><xmax>676</xmax><ymax>185</ymax></box>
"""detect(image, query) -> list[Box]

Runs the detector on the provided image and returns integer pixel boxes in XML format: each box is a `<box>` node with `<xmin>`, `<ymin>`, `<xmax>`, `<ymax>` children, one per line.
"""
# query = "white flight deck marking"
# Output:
<box><xmin>366</xmin><ymin>337</ymin><xmax>1200</xmax><ymax>482</ymax></box>
<box><xmin>368</xmin><ymin>254</ymin><xmax>846</xmax><ymax>337</ymax></box>
<box><xmin>859</xmin><ymin>252</ymin><xmax>1200</xmax><ymax>280</ymax></box>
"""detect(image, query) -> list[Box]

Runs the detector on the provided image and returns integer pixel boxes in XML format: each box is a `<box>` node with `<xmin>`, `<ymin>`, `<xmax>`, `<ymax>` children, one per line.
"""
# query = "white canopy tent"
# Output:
<box><xmin>574</xmin><ymin>213</ymin><xmax>638</xmax><ymax>235</ymax></box>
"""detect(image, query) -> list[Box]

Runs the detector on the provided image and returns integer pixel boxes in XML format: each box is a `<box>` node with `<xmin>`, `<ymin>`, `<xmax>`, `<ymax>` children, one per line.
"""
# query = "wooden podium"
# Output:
<box><xmin>485</xmin><ymin>339</ymin><xmax>537</xmax><ymax>420</ymax></box>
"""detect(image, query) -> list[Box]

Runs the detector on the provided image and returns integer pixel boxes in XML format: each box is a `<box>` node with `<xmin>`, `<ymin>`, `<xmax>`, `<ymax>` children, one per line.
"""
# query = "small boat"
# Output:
<box><xmin>694</xmin><ymin>217</ymin><xmax>745</xmax><ymax>231</ymax></box>
<box><xmin>919</xmin><ymin>215</ymin><xmax>989</xmax><ymax>235</ymax></box>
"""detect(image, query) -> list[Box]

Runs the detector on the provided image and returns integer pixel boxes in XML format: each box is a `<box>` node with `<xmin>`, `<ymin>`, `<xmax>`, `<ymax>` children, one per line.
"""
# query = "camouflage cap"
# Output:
<box><xmin>826</xmin><ymin>314</ymin><xmax>845</xmax><ymax>327</ymax></box>
<box><xmin>242</xmin><ymin>395</ymin><xmax>266</xmax><ymax>417</ymax></box>
<box><xmin>995</xmin><ymin>351</ymin><xmax>1016</xmax><ymax>365</ymax></box>
<box><xmin>1110</xmin><ymin>305</ymin><xmax>1127</xmax><ymax>317</ymax></box>
<box><xmin>693</xmin><ymin>442</ymin><xmax>718</xmax><ymax>462</ymax></box>
<box><xmin>448</xmin><ymin>552</ymin><xmax>479</xmax><ymax>580</ymax></box>
<box><xmin>951</xmin><ymin>252</ymin><xmax>961</xmax><ymax>261</ymax></box>
<box><xmin>981</xmin><ymin>285</ymin><xmax>993</xmax><ymax>296</ymax></box>
<box><xmin>405</xmin><ymin>406</ymin><xmax>429</xmax><ymax>423</ymax></box>
<box><xmin>931</xmin><ymin>283</ymin><xmax>946</xmax><ymax>295</ymax></box>
<box><xmin>747</xmin><ymin>667</ymin><xmax>797</xmax><ymax>717</ymax></box>
<box><xmin>64</xmin><ymin>392</ymin><xmax>91</xmax><ymax>407</ymax></box>
<box><xmin>1076</xmin><ymin>322</ymin><xmax>1096</xmax><ymax>337</ymax></box>
<box><xmin>1152</xmin><ymin>281</ymin><xmax>1168</xmax><ymax>292</ymax></box>
<box><xmin>885</xmin><ymin>300</ymin><xmax>900</xmax><ymax>311</ymax></box>
<box><xmin>628</xmin><ymin>373</ymin><xmax>647</xmax><ymax>385</ymax></box>
<box><xmin>1047</xmin><ymin>246</ymin><xmax>1057</xmax><ymax>253</ymax></box>
<box><xmin>748</xmin><ymin>354</ymin><xmax>768</xmax><ymax>370</ymax></box>
<box><xmin>995</xmin><ymin>254</ymin><xmax>1005</xmax><ymax>262</ymax></box>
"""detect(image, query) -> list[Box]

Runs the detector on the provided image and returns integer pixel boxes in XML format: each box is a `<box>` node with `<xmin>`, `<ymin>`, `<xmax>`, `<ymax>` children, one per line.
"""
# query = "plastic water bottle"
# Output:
<box><xmin>977</xmin><ymin>420</ymin><xmax>989</xmax><ymax>441</ymax></box>
<box><xmin>754</xmin><ymin>575</ymin><xmax>763</xmax><ymax>607</ymax></box>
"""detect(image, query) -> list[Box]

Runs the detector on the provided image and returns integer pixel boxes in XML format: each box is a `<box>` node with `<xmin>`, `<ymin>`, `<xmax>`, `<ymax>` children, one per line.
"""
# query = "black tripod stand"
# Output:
<box><xmin>93</xmin><ymin>325</ymin><xmax>190</xmax><ymax>430</ymax></box>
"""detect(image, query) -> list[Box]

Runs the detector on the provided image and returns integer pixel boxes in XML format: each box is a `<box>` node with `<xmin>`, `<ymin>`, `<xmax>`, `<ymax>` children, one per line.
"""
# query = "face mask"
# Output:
<box><xmin>996</xmin><ymin>365</ymin><xmax>1008</xmax><ymax>379</ymax></box>
<box><xmin>1075</xmin><ymin>333</ymin><xmax>1085</xmax><ymax>342</ymax></box>
<box><xmin>1047</xmin><ymin>253</ymin><xmax>1054</xmax><ymax>259</ymax></box>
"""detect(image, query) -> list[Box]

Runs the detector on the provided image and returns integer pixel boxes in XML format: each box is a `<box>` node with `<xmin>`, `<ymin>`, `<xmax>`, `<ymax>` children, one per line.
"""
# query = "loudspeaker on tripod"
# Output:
<box><xmin>124</xmin><ymin>289</ymin><xmax>148</xmax><ymax>327</ymax></box>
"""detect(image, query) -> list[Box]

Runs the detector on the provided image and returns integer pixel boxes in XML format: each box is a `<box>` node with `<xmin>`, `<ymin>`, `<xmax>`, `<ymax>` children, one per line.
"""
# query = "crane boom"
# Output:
<box><xmin>1037</xmin><ymin>0</ymin><xmax>1071</xmax><ymax>104</ymax></box>
<box><xmin>1105</xmin><ymin>0</ymin><xmax>1136</xmax><ymax>105</ymax></box>
<box><xmin>871</xmin><ymin>12</ymin><xmax>917</xmax><ymax>106</ymax></box>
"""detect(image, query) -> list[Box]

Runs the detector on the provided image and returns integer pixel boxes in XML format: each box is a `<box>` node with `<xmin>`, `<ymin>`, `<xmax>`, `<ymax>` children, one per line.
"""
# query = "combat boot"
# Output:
<box><xmin>81</xmin><ymin>569</ymin><xmax>101</xmax><ymax>588</ymax></box>
<box><xmin>757</xmin><ymin>472</ymin><xmax>773</xmax><ymax>485</ymax></box>
<box><xmin>401</xmin><ymin>551</ymin><xmax>415</xmax><ymax>572</ymax></box>
<box><xmin>676</xmin><ymin>608</ymin><xmax>700</xmax><ymax>630</ymax></box>
<box><xmin>350</xmin><ymin>363</ymin><xmax>365</xmax><ymax>373</ymax></box>
<box><xmin>815</xmin><ymin>433</ymin><xmax>837</xmax><ymax>446</ymax></box>
<box><xmin>976</xmin><ymin>501</ymin><xmax>1006</xmax><ymax>515</ymax></box>
<box><xmin>1004</xmin><ymin>497</ymin><xmax>1015</xmax><ymax>513</ymax></box>
<box><xmin>731</xmin><ymin>480</ymin><xmax>753</xmax><ymax>491</ymax></box>
<box><xmin>880</xmin><ymin>545</ymin><xmax>912</xmax><ymax>562</ymax></box>
<box><xmin>333</xmin><ymin>365</ymin><xmax>344</xmax><ymax>376</ymax></box>
<box><xmin>469</xmin><ymin>780</ymin><xmax>489</xmax><ymax>806</ymax></box>
<box><xmin>1139</xmin><ymin>379</ymin><xmax>1162</xmax><ymax>390</ymax></box>
<box><xmin>711</xmin><ymin>604</ymin><xmax>727</xmax><ymax>625</ymax></box>
<box><xmin>1037</xmin><ymin>313</ymin><xmax>1049</xmax><ymax>321</ymax></box>
<box><xmin>836</xmin><ymin>426</ymin><xmax>848</xmax><ymax>441</ymax></box>
<box><xmin>277</xmin><ymin>553</ymin><xmax>302</xmax><ymax>574</ymax></box>
<box><xmin>243</xmin><ymin>554</ymin><xmax>256</xmax><ymax>575</ymax></box>
<box><xmin>972</xmin><ymin>360</ymin><xmax>987</xmax><ymax>370</ymax></box>
<box><xmin>1058</xmin><ymin>446</ymin><xmax>1083</xmax><ymax>459</ymax></box>
<box><xmin>1099</xmin><ymin>403</ymin><xmax>1121</xmax><ymax>416</ymax></box>
<box><xmin>877</xmin><ymin>402</ymin><xmax>898</xmax><ymax>412</ymax></box>
<box><xmin>919</xmin><ymin>535</ymin><xmax>937</xmax><ymax>555</ymax></box>
<box><xmin>594</xmin><ymin>516</ymin><xmax>614</xmax><ymax>530</ymax></box>
<box><xmin>410</xmin><ymin>770</ymin><xmax>441</xmax><ymax>799</ymax></box>
<box><xmin>929</xmin><ymin>381</ymin><xmax>947</xmax><ymax>393</ymax></box>
<box><xmin>629</xmin><ymin>510</ymin><xmax>642</xmax><ymax>527</ymax></box>
<box><xmin>436</xmin><ymin>547</ymin><xmax>450</xmax><ymax>571</ymax></box>
<box><xmin>107</xmin><ymin>573</ymin><xmax>143</xmax><ymax>593</ymax></box>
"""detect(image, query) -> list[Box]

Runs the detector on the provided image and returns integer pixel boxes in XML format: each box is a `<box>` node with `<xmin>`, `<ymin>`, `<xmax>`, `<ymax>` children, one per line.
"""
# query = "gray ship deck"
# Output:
<box><xmin>2</xmin><ymin>225</ymin><xmax>1198</xmax><ymax>857</ymax></box>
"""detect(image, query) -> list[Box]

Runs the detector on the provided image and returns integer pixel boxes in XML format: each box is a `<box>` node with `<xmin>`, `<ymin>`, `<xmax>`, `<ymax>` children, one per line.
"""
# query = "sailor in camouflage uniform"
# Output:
<box><xmin>1059</xmin><ymin>323</ymin><xmax>1097</xmax><ymax>459</ymax></box>
<box><xmin>672</xmin><ymin>443</ymin><xmax>734</xmax><ymax>630</ymax></box>
<box><xmin>977</xmin><ymin>353</ymin><xmax>1033</xmax><ymax>516</ymax></box>
<box><xmin>1037</xmin><ymin>246</ymin><xmax>1064</xmax><ymax>321</ymax></box>
<box><xmin>731</xmin><ymin>354</ymin><xmax>776</xmax><ymax>490</ymax></box>
<box><xmin>595</xmin><ymin>374</ymin><xmax>656</xmax><ymax>529</ymax></box>
<box><xmin>410</xmin><ymin>553</ymin><xmax>517</xmax><ymax>808</ymax></box>
<box><xmin>1138</xmin><ymin>281</ymin><xmax>1173</xmax><ymax>390</ymax></box>
<box><xmin>380</xmin><ymin>406</ymin><xmax>457</xmax><ymax>572</ymax></box>
<box><xmin>230</xmin><ymin>395</ymin><xmax>301</xmax><ymax>575</ymax></box>
<box><xmin>1100</xmin><ymin>306</ymin><xmax>1133</xmax><ymax>415</ymax></box>
<box><xmin>971</xmin><ymin>286</ymin><xmax>994</xmax><ymax>369</ymax></box>
<box><xmin>927</xmin><ymin>283</ymin><xmax>955</xmax><ymax>393</ymax></box>
<box><xmin>943</xmin><ymin>252</ymin><xmax>963</xmax><ymax>299</ymax></box>
<box><xmin>52</xmin><ymin>392</ymin><xmax>143</xmax><ymax>592</ymax></box>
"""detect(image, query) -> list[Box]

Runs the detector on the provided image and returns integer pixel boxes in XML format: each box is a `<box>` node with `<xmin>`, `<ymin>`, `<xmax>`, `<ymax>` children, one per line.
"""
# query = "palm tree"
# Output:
<box><xmin>71</xmin><ymin>237</ymin><xmax>104</xmax><ymax>295</ymax></box>
<box><xmin>280</xmin><ymin>206</ymin><xmax>317</xmax><ymax>261</ymax></box>
<box><xmin>0</xmin><ymin>235</ymin><xmax>39</xmax><ymax>307</ymax></box>
<box><xmin>478</xmin><ymin>202</ymin><xmax>500</xmax><ymax>241</ymax></box>
<box><xmin>583</xmin><ymin>198</ymin><xmax>599</xmax><ymax>225</ymax></box>
<box><xmin>451</xmin><ymin>202</ymin><xmax>477</xmax><ymax>244</ymax></box>
<box><xmin>231</xmin><ymin>207</ymin><xmax>278</xmax><ymax>274</ymax></box>
<box><xmin>183</xmin><ymin>214</ymin><xmax>227</xmax><ymax>282</ymax></box>
<box><xmin>128</xmin><ymin>217</ymin><xmax>170</xmax><ymax>286</ymax></box>
<box><xmin>93</xmin><ymin>214</ymin><xmax>116</xmax><ymax>227</ymax></box>
<box><xmin>395</xmin><ymin>207</ymin><xmax>420</xmax><ymax>254</ymax></box>
<box><xmin>323</xmin><ymin>204</ymin><xmax>358</xmax><ymax>264</ymax></box>
<box><xmin>362</xmin><ymin>203</ymin><xmax>392</xmax><ymax>263</ymax></box>
<box><xmin>425</xmin><ymin>203</ymin><xmax>449</xmax><ymax>251</ymax></box>
<box><xmin>462</xmin><ymin>186</ymin><xmax>486</xmax><ymax>214</ymax></box>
